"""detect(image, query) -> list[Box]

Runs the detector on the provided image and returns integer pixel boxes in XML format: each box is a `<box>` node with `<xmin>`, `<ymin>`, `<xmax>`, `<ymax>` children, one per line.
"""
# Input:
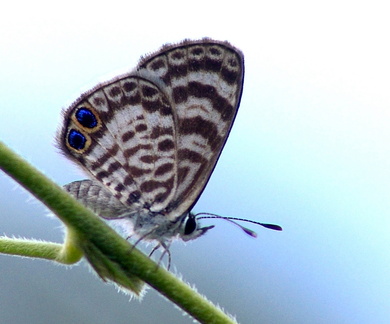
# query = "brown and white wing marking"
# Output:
<box><xmin>58</xmin><ymin>76</ymin><xmax>178</xmax><ymax>212</ymax></box>
<box><xmin>59</xmin><ymin>39</ymin><xmax>244</xmax><ymax>220</ymax></box>
<box><xmin>137</xmin><ymin>39</ymin><xmax>244</xmax><ymax>218</ymax></box>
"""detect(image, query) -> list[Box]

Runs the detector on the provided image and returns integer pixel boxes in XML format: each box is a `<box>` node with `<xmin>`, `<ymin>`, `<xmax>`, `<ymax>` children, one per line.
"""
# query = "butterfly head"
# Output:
<box><xmin>179</xmin><ymin>212</ymin><xmax>215</xmax><ymax>242</ymax></box>
<box><xmin>177</xmin><ymin>212</ymin><xmax>282</xmax><ymax>242</ymax></box>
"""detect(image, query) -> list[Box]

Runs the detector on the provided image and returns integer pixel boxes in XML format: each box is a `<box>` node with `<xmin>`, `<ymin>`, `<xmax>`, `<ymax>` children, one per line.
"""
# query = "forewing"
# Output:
<box><xmin>58</xmin><ymin>76</ymin><xmax>178</xmax><ymax>212</ymax></box>
<box><xmin>137</xmin><ymin>39</ymin><xmax>244</xmax><ymax>217</ymax></box>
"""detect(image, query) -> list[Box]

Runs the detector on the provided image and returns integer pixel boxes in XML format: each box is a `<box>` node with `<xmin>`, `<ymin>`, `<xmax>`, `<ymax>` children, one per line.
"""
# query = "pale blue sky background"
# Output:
<box><xmin>1</xmin><ymin>1</ymin><xmax>389</xmax><ymax>323</ymax></box>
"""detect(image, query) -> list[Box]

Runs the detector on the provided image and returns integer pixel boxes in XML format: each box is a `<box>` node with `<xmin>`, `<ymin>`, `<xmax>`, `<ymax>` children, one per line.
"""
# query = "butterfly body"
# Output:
<box><xmin>59</xmin><ymin>39</ymin><xmax>244</xmax><ymax>246</ymax></box>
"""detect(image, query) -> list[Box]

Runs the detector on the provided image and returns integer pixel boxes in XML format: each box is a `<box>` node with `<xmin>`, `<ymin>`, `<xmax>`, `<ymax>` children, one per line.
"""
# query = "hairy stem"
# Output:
<box><xmin>0</xmin><ymin>140</ymin><xmax>236</xmax><ymax>324</ymax></box>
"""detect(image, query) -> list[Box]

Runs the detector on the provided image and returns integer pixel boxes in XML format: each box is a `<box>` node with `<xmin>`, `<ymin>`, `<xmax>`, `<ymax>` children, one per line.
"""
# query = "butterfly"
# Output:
<box><xmin>58</xmin><ymin>39</ymin><xmax>281</xmax><ymax>264</ymax></box>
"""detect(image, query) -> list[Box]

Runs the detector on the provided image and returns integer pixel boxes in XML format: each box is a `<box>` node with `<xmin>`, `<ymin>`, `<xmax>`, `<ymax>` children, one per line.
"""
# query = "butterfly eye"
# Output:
<box><xmin>184</xmin><ymin>215</ymin><xmax>197</xmax><ymax>235</ymax></box>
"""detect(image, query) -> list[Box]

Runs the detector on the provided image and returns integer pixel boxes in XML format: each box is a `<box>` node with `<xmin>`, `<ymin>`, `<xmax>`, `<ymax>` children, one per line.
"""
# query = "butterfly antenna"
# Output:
<box><xmin>195</xmin><ymin>212</ymin><xmax>282</xmax><ymax>238</ymax></box>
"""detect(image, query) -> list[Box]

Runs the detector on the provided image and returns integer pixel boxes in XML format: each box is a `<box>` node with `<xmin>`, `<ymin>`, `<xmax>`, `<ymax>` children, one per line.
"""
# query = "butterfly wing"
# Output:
<box><xmin>59</xmin><ymin>39</ymin><xmax>244</xmax><ymax>222</ymax></box>
<box><xmin>58</xmin><ymin>76</ymin><xmax>179</xmax><ymax>212</ymax></box>
<box><xmin>63</xmin><ymin>180</ymin><xmax>130</xmax><ymax>219</ymax></box>
<box><xmin>137</xmin><ymin>39</ymin><xmax>244</xmax><ymax>218</ymax></box>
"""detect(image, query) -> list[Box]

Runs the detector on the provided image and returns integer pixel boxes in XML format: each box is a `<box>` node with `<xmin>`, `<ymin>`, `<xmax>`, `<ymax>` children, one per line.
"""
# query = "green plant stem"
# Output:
<box><xmin>0</xmin><ymin>237</ymin><xmax>64</xmax><ymax>261</ymax></box>
<box><xmin>0</xmin><ymin>140</ymin><xmax>237</xmax><ymax>324</ymax></box>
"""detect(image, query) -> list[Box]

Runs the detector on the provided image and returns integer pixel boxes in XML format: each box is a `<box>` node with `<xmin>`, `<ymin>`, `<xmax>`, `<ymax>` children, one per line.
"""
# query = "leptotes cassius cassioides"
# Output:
<box><xmin>58</xmin><ymin>39</ymin><xmax>281</xmax><ymax>261</ymax></box>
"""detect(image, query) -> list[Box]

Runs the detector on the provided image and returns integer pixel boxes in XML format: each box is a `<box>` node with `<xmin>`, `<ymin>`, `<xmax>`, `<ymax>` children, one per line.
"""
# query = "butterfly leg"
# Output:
<box><xmin>159</xmin><ymin>242</ymin><xmax>172</xmax><ymax>271</ymax></box>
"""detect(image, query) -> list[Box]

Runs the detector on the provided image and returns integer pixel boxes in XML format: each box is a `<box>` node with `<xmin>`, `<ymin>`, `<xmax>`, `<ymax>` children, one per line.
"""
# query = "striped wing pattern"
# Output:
<box><xmin>137</xmin><ymin>40</ymin><xmax>244</xmax><ymax>217</ymax></box>
<box><xmin>58</xmin><ymin>39</ymin><xmax>244</xmax><ymax>241</ymax></box>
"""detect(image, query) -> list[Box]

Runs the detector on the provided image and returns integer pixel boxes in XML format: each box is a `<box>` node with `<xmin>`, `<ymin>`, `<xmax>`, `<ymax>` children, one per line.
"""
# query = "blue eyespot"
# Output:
<box><xmin>68</xmin><ymin>129</ymin><xmax>86</xmax><ymax>150</ymax></box>
<box><xmin>75</xmin><ymin>107</ymin><xmax>98</xmax><ymax>128</ymax></box>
